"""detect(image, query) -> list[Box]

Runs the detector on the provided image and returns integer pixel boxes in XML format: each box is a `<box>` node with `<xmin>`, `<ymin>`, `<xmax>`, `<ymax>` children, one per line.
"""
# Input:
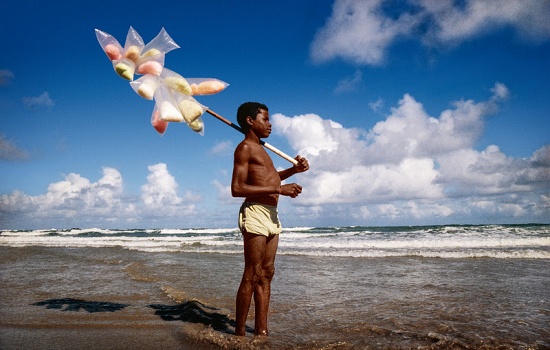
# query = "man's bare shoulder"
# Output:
<box><xmin>235</xmin><ymin>139</ymin><xmax>264</xmax><ymax>156</ymax></box>
<box><xmin>235</xmin><ymin>140</ymin><xmax>275</xmax><ymax>171</ymax></box>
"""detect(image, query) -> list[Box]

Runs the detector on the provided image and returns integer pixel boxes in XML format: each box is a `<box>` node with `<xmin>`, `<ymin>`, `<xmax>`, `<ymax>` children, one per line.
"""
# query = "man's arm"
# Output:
<box><xmin>278</xmin><ymin>155</ymin><xmax>309</xmax><ymax>181</ymax></box>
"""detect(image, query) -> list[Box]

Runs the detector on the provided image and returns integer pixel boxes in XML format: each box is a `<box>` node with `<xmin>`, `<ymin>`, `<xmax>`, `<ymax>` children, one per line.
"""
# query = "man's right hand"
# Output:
<box><xmin>281</xmin><ymin>183</ymin><xmax>302</xmax><ymax>198</ymax></box>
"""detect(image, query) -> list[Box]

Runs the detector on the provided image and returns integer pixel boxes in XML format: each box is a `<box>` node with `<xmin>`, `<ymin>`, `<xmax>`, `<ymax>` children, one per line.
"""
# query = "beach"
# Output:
<box><xmin>1</xmin><ymin>226</ymin><xmax>549</xmax><ymax>349</ymax></box>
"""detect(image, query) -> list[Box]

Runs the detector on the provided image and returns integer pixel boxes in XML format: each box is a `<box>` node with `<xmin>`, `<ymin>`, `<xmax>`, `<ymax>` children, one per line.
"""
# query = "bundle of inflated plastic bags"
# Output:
<box><xmin>95</xmin><ymin>27</ymin><xmax>228</xmax><ymax>135</ymax></box>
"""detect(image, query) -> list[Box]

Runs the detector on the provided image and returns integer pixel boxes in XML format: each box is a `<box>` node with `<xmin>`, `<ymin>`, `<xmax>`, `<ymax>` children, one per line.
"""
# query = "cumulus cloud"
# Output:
<box><xmin>1</xmin><ymin>84</ymin><xmax>548</xmax><ymax>227</ymax></box>
<box><xmin>0</xmin><ymin>163</ymin><xmax>202</xmax><ymax>228</ymax></box>
<box><xmin>311</xmin><ymin>0</ymin><xmax>550</xmax><ymax>66</ymax></box>
<box><xmin>273</xmin><ymin>112</ymin><xmax>365</xmax><ymax>167</ymax></box>
<box><xmin>275</xmin><ymin>83</ymin><xmax>508</xmax><ymax>168</ymax></box>
<box><xmin>438</xmin><ymin>144</ymin><xmax>550</xmax><ymax>196</ymax></box>
<box><xmin>272</xmin><ymin>82</ymin><xmax>550</xmax><ymax>224</ymax></box>
<box><xmin>141</xmin><ymin>163</ymin><xmax>182</xmax><ymax>207</ymax></box>
<box><xmin>0</xmin><ymin>69</ymin><xmax>14</xmax><ymax>85</ymax></box>
<box><xmin>300</xmin><ymin>158</ymin><xmax>443</xmax><ymax>205</ymax></box>
<box><xmin>141</xmin><ymin>163</ymin><xmax>199</xmax><ymax>217</ymax></box>
<box><xmin>1</xmin><ymin>167</ymin><xmax>123</xmax><ymax>222</ymax></box>
<box><xmin>0</xmin><ymin>134</ymin><xmax>29</xmax><ymax>161</ymax></box>
<box><xmin>22</xmin><ymin>92</ymin><xmax>55</xmax><ymax>109</ymax></box>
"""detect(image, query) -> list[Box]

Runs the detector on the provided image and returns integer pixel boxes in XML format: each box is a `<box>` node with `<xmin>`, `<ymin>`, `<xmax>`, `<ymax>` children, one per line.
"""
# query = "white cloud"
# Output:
<box><xmin>417</xmin><ymin>0</ymin><xmax>550</xmax><ymax>44</ymax></box>
<box><xmin>0</xmin><ymin>163</ymin><xmax>202</xmax><ymax>228</ymax></box>
<box><xmin>364</xmin><ymin>89</ymin><xmax>500</xmax><ymax>163</ymax></box>
<box><xmin>141</xmin><ymin>163</ymin><xmax>199</xmax><ymax>217</ymax></box>
<box><xmin>141</xmin><ymin>163</ymin><xmax>182</xmax><ymax>207</ymax></box>
<box><xmin>210</xmin><ymin>140</ymin><xmax>234</xmax><ymax>156</ymax></box>
<box><xmin>369</xmin><ymin>98</ymin><xmax>384</xmax><ymax>112</ymax></box>
<box><xmin>272</xmin><ymin>112</ymin><xmax>367</xmax><ymax>168</ymax></box>
<box><xmin>437</xmin><ymin>144</ymin><xmax>550</xmax><ymax>198</ymax></box>
<box><xmin>311</xmin><ymin>0</ymin><xmax>419</xmax><ymax>65</ymax></box>
<box><xmin>274</xmin><ymin>83</ymin><xmax>506</xmax><ymax>170</ymax></box>
<box><xmin>22</xmin><ymin>92</ymin><xmax>55</xmax><ymax>109</ymax></box>
<box><xmin>212</xmin><ymin>179</ymin><xmax>240</xmax><ymax>204</ymax></box>
<box><xmin>407</xmin><ymin>200</ymin><xmax>454</xmax><ymax>219</ymax></box>
<box><xmin>302</xmin><ymin>158</ymin><xmax>442</xmax><ymax>205</ymax></box>
<box><xmin>532</xmin><ymin>145</ymin><xmax>550</xmax><ymax>167</ymax></box>
<box><xmin>377</xmin><ymin>204</ymin><xmax>400</xmax><ymax>219</ymax></box>
<box><xmin>1</xmin><ymin>167</ymin><xmax>123</xmax><ymax>222</ymax></box>
<box><xmin>0</xmin><ymin>134</ymin><xmax>29</xmax><ymax>161</ymax></box>
<box><xmin>334</xmin><ymin>69</ymin><xmax>363</xmax><ymax>94</ymax></box>
<box><xmin>1</xmin><ymin>84</ymin><xmax>548</xmax><ymax>228</ymax></box>
<box><xmin>311</xmin><ymin>0</ymin><xmax>550</xmax><ymax>66</ymax></box>
<box><xmin>471</xmin><ymin>198</ymin><xmax>527</xmax><ymax>218</ymax></box>
<box><xmin>0</xmin><ymin>69</ymin><xmax>14</xmax><ymax>85</ymax></box>
<box><xmin>490</xmin><ymin>82</ymin><xmax>510</xmax><ymax>101</ymax></box>
<box><xmin>272</xmin><ymin>82</ymin><xmax>550</xmax><ymax>224</ymax></box>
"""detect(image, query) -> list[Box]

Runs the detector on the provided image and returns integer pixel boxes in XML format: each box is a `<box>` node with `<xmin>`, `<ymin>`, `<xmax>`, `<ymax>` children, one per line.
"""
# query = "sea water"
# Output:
<box><xmin>1</xmin><ymin>225</ymin><xmax>549</xmax><ymax>349</ymax></box>
<box><xmin>2</xmin><ymin>224</ymin><xmax>548</xmax><ymax>258</ymax></box>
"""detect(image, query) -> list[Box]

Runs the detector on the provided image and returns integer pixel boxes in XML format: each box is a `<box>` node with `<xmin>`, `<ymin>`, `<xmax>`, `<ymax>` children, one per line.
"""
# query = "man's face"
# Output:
<box><xmin>249</xmin><ymin>109</ymin><xmax>272</xmax><ymax>138</ymax></box>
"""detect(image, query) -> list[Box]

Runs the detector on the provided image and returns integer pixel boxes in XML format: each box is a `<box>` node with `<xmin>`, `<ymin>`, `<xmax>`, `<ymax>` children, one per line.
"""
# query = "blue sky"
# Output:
<box><xmin>1</xmin><ymin>0</ymin><xmax>549</xmax><ymax>229</ymax></box>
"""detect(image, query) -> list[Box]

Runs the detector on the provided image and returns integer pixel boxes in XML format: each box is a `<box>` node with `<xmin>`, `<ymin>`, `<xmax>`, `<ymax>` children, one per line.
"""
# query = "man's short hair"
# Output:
<box><xmin>237</xmin><ymin>102</ymin><xmax>268</xmax><ymax>133</ymax></box>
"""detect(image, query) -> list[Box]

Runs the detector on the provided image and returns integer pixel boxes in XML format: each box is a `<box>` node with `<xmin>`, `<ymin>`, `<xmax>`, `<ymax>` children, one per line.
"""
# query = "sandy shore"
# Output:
<box><xmin>1</xmin><ymin>245</ymin><xmax>549</xmax><ymax>349</ymax></box>
<box><xmin>1</xmin><ymin>326</ymin><xmax>186</xmax><ymax>350</ymax></box>
<box><xmin>0</xmin><ymin>274</ymin><xmax>207</xmax><ymax>350</ymax></box>
<box><xmin>0</xmin><ymin>246</ymin><xmax>257</xmax><ymax>350</ymax></box>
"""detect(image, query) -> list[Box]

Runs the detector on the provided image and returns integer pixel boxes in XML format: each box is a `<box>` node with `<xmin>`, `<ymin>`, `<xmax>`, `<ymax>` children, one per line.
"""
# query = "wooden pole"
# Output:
<box><xmin>205</xmin><ymin>109</ymin><xmax>298</xmax><ymax>165</ymax></box>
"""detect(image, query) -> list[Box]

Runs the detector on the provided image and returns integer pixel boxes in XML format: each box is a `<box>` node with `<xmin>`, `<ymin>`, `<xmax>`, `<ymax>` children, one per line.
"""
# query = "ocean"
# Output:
<box><xmin>1</xmin><ymin>224</ymin><xmax>549</xmax><ymax>349</ymax></box>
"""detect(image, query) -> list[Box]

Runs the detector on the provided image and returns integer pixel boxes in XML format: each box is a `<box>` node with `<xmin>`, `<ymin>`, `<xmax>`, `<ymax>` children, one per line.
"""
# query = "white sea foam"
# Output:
<box><xmin>1</xmin><ymin>225</ymin><xmax>548</xmax><ymax>258</ymax></box>
<box><xmin>159</xmin><ymin>228</ymin><xmax>239</xmax><ymax>235</ymax></box>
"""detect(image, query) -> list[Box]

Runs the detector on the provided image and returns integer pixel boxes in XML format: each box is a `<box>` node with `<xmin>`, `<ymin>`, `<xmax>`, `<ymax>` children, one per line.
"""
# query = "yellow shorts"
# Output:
<box><xmin>238</xmin><ymin>202</ymin><xmax>282</xmax><ymax>236</ymax></box>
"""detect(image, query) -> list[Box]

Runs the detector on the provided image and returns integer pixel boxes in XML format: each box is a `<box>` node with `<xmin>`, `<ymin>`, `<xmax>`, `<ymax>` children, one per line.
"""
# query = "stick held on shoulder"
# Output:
<box><xmin>205</xmin><ymin>109</ymin><xmax>298</xmax><ymax>165</ymax></box>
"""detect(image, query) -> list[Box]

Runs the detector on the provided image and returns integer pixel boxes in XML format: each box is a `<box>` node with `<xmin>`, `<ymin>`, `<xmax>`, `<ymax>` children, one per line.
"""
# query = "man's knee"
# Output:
<box><xmin>244</xmin><ymin>266</ymin><xmax>274</xmax><ymax>286</ymax></box>
<box><xmin>243</xmin><ymin>260</ymin><xmax>275</xmax><ymax>285</ymax></box>
<box><xmin>262</xmin><ymin>263</ymin><xmax>275</xmax><ymax>281</ymax></box>
<box><xmin>243</xmin><ymin>264</ymin><xmax>264</xmax><ymax>284</ymax></box>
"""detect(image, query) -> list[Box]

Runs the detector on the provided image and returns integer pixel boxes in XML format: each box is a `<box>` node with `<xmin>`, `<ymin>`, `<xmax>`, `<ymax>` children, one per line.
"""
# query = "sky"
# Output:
<box><xmin>1</xmin><ymin>0</ymin><xmax>549</xmax><ymax>229</ymax></box>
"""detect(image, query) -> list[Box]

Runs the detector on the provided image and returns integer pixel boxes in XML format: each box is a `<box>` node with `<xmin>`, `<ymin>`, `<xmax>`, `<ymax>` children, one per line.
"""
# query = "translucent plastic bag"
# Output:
<box><xmin>95</xmin><ymin>29</ymin><xmax>123</xmax><ymax>61</ymax></box>
<box><xmin>151</xmin><ymin>105</ymin><xmax>168</xmax><ymax>134</ymax></box>
<box><xmin>136</xmin><ymin>52</ymin><xmax>164</xmax><ymax>76</ymax></box>
<box><xmin>96</xmin><ymin>26</ymin><xmax>229</xmax><ymax>136</ymax></box>
<box><xmin>130</xmin><ymin>74</ymin><xmax>160</xmax><ymax>100</ymax></box>
<box><xmin>112</xmin><ymin>58</ymin><xmax>135</xmax><ymax>81</ymax></box>
<box><xmin>161</xmin><ymin>68</ymin><xmax>192</xmax><ymax>95</ymax></box>
<box><xmin>187</xmin><ymin>78</ymin><xmax>229</xmax><ymax>95</ymax></box>
<box><xmin>154</xmin><ymin>84</ymin><xmax>183</xmax><ymax>122</ymax></box>
<box><xmin>141</xmin><ymin>27</ymin><xmax>180</xmax><ymax>58</ymax></box>
<box><xmin>173</xmin><ymin>92</ymin><xmax>207</xmax><ymax>124</ymax></box>
<box><xmin>188</xmin><ymin>116</ymin><xmax>204</xmax><ymax>134</ymax></box>
<box><xmin>97</xmin><ymin>28</ymin><xmax>141</xmax><ymax>81</ymax></box>
<box><xmin>123</xmin><ymin>26</ymin><xmax>144</xmax><ymax>62</ymax></box>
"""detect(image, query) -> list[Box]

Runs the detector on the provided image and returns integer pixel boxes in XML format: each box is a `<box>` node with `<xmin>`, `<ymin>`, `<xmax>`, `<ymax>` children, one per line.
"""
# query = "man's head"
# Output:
<box><xmin>237</xmin><ymin>102</ymin><xmax>268</xmax><ymax>133</ymax></box>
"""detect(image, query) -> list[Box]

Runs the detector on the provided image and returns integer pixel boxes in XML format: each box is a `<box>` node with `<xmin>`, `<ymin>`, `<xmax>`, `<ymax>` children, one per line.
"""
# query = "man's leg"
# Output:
<box><xmin>254</xmin><ymin>234</ymin><xmax>279</xmax><ymax>336</ymax></box>
<box><xmin>235</xmin><ymin>232</ymin><xmax>267</xmax><ymax>336</ymax></box>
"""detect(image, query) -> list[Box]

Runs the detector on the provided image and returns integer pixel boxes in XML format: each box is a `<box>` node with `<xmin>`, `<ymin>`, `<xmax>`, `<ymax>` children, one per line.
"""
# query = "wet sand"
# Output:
<box><xmin>0</xmin><ymin>246</ymin><xmax>240</xmax><ymax>350</ymax></box>
<box><xmin>1</xmin><ymin>245</ymin><xmax>549</xmax><ymax>349</ymax></box>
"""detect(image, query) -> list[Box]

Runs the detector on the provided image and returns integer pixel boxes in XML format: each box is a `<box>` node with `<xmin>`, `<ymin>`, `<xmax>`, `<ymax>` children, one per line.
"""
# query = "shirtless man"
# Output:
<box><xmin>231</xmin><ymin>102</ymin><xmax>309</xmax><ymax>336</ymax></box>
